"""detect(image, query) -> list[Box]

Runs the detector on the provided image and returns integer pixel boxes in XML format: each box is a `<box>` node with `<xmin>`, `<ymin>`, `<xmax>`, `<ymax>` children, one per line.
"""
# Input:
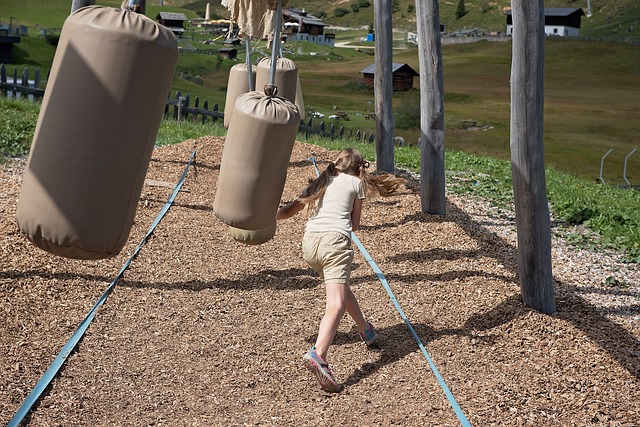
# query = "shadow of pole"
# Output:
<box><xmin>443</xmin><ymin>200</ymin><xmax>640</xmax><ymax>379</ymax></box>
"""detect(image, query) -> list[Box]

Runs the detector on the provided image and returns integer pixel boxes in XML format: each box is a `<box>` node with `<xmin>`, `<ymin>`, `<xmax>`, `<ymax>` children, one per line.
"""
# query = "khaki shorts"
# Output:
<box><xmin>302</xmin><ymin>231</ymin><xmax>353</xmax><ymax>285</ymax></box>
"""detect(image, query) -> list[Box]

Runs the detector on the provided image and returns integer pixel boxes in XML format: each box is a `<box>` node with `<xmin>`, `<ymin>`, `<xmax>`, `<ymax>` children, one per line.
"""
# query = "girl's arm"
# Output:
<box><xmin>351</xmin><ymin>198</ymin><xmax>363</xmax><ymax>231</ymax></box>
<box><xmin>276</xmin><ymin>200</ymin><xmax>305</xmax><ymax>220</ymax></box>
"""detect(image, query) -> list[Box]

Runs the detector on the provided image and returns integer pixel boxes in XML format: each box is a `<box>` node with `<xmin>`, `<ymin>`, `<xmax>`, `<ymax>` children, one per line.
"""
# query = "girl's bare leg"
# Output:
<box><xmin>314</xmin><ymin>284</ymin><xmax>368</xmax><ymax>360</ymax></box>
<box><xmin>344</xmin><ymin>286</ymin><xmax>367</xmax><ymax>334</ymax></box>
<box><xmin>314</xmin><ymin>283</ymin><xmax>347</xmax><ymax>359</ymax></box>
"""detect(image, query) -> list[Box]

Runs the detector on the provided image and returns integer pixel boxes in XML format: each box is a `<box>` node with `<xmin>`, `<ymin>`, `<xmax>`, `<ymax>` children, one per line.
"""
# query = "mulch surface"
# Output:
<box><xmin>1</xmin><ymin>137</ymin><xmax>639</xmax><ymax>426</ymax></box>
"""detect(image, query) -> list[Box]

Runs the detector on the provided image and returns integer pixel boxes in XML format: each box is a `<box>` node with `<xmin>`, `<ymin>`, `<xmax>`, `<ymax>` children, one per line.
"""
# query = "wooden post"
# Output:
<box><xmin>70</xmin><ymin>0</ymin><xmax>96</xmax><ymax>14</ymax></box>
<box><xmin>0</xmin><ymin>64</ymin><xmax>6</xmax><ymax>96</ymax></box>
<box><xmin>374</xmin><ymin>0</ymin><xmax>395</xmax><ymax>172</ymax></box>
<box><xmin>510</xmin><ymin>0</ymin><xmax>556</xmax><ymax>314</ymax></box>
<box><xmin>416</xmin><ymin>0</ymin><xmax>446</xmax><ymax>215</ymax></box>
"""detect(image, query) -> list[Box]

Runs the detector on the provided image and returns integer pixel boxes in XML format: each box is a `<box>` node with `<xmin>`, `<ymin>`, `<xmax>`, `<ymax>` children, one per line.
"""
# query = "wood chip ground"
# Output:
<box><xmin>1</xmin><ymin>137</ymin><xmax>638</xmax><ymax>426</ymax></box>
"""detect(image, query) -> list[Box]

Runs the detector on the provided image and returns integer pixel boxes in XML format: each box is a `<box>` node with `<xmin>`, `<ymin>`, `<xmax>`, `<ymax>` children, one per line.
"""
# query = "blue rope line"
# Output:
<box><xmin>309</xmin><ymin>157</ymin><xmax>471</xmax><ymax>427</ymax></box>
<box><xmin>8</xmin><ymin>148</ymin><xmax>197</xmax><ymax>427</ymax></box>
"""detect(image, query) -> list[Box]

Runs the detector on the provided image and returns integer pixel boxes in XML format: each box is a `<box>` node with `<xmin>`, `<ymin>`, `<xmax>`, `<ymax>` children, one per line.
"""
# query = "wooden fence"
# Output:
<box><xmin>165</xmin><ymin>91</ymin><xmax>224</xmax><ymax>123</ymax></box>
<box><xmin>0</xmin><ymin>65</ymin><xmax>378</xmax><ymax>144</ymax></box>
<box><xmin>166</xmin><ymin>90</ymin><xmax>377</xmax><ymax>143</ymax></box>
<box><xmin>0</xmin><ymin>64</ymin><xmax>47</xmax><ymax>100</ymax></box>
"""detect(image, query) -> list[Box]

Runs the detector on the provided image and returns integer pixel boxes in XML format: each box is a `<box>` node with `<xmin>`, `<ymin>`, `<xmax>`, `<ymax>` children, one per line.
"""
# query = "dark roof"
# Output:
<box><xmin>506</xmin><ymin>7</ymin><xmax>585</xmax><ymax>28</ymax></box>
<box><xmin>360</xmin><ymin>63</ymin><xmax>419</xmax><ymax>76</ymax></box>
<box><xmin>505</xmin><ymin>8</ymin><xmax>584</xmax><ymax>17</ymax></box>
<box><xmin>156</xmin><ymin>12</ymin><xmax>188</xmax><ymax>21</ymax></box>
<box><xmin>282</xmin><ymin>9</ymin><xmax>327</xmax><ymax>27</ymax></box>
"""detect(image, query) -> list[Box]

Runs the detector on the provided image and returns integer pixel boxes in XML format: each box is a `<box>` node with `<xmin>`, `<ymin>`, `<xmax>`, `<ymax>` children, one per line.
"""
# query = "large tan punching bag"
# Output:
<box><xmin>16</xmin><ymin>6</ymin><xmax>178</xmax><ymax>260</ymax></box>
<box><xmin>255</xmin><ymin>57</ymin><xmax>305</xmax><ymax>119</ymax></box>
<box><xmin>213</xmin><ymin>86</ymin><xmax>300</xmax><ymax>245</ymax></box>
<box><xmin>223</xmin><ymin>63</ymin><xmax>256</xmax><ymax>128</ymax></box>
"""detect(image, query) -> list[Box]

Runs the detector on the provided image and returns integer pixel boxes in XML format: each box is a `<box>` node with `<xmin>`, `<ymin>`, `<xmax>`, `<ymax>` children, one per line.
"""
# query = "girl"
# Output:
<box><xmin>276</xmin><ymin>148</ymin><xmax>405</xmax><ymax>393</ymax></box>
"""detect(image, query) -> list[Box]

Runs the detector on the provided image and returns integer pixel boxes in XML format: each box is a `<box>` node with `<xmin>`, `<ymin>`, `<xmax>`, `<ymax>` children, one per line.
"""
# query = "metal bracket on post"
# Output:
<box><xmin>245</xmin><ymin>35</ymin><xmax>254</xmax><ymax>91</ymax></box>
<box><xmin>268</xmin><ymin>0</ymin><xmax>283</xmax><ymax>87</ymax></box>
<box><xmin>599</xmin><ymin>148</ymin><xmax>613</xmax><ymax>185</ymax></box>
<box><xmin>623</xmin><ymin>147</ymin><xmax>637</xmax><ymax>187</ymax></box>
<box><xmin>122</xmin><ymin>0</ymin><xmax>146</xmax><ymax>15</ymax></box>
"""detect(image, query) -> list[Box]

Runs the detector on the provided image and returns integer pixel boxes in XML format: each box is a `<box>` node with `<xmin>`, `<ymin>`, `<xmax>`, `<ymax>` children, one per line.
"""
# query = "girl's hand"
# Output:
<box><xmin>276</xmin><ymin>200</ymin><xmax>305</xmax><ymax>220</ymax></box>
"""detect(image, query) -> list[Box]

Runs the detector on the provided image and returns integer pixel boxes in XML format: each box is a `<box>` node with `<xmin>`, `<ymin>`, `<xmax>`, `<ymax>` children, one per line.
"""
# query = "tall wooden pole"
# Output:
<box><xmin>510</xmin><ymin>0</ymin><xmax>556</xmax><ymax>314</ymax></box>
<box><xmin>415</xmin><ymin>0</ymin><xmax>445</xmax><ymax>215</ymax></box>
<box><xmin>70</xmin><ymin>0</ymin><xmax>95</xmax><ymax>14</ymax></box>
<box><xmin>374</xmin><ymin>0</ymin><xmax>395</xmax><ymax>172</ymax></box>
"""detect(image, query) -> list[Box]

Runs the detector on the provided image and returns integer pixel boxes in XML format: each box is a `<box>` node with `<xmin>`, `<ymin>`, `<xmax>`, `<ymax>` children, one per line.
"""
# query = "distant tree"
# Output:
<box><xmin>392</xmin><ymin>0</ymin><xmax>401</xmax><ymax>13</ymax></box>
<box><xmin>351</xmin><ymin>3</ymin><xmax>360</xmax><ymax>12</ymax></box>
<box><xmin>407</xmin><ymin>4</ymin><xmax>414</xmax><ymax>13</ymax></box>
<box><xmin>368</xmin><ymin>23</ymin><xmax>374</xmax><ymax>34</ymax></box>
<box><xmin>455</xmin><ymin>0</ymin><xmax>468</xmax><ymax>19</ymax></box>
<box><xmin>358</xmin><ymin>0</ymin><xmax>371</xmax><ymax>7</ymax></box>
<box><xmin>317</xmin><ymin>11</ymin><xmax>327</xmax><ymax>19</ymax></box>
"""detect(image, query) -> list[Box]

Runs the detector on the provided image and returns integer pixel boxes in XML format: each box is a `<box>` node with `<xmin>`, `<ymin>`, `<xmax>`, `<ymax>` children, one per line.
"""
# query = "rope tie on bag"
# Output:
<box><xmin>309</xmin><ymin>157</ymin><xmax>471</xmax><ymax>427</ymax></box>
<box><xmin>8</xmin><ymin>148</ymin><xmax>197</xmax><ymax>427</ymax></box>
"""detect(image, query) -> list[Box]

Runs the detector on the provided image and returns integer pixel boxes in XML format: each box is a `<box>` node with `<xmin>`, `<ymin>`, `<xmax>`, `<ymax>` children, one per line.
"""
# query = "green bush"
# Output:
<box><xmin>44</xmin><ymin>34</ymin><xmax>60</xmax><ymax>47</ymax></box>
<box><xmin>343</xmin><ymin>81</ymin><xmax>373</xmax><ymax>92</ymax></box>
<box><xmin>351</xmin><ymin>3</ymin><xmax>360</xmax><ymax>13</ymax></box>
<box><xmin>358</xmin><ymin>0</ymin><xmax>371</xmax><ymax>7</ymax></box>
<box><xmin>334</xmin><ymin>7</ymin><xmax>350</xmax><ymax>17</ymax></box>
<box><xmin>456</xmin><ymin>0</ymin><xmax>468</xmax><ymax>19</ymax></box>
<box><xmin>394</xmin><ymin>90</ymin><xmax>420</xmax><ymax>129</ymax></box>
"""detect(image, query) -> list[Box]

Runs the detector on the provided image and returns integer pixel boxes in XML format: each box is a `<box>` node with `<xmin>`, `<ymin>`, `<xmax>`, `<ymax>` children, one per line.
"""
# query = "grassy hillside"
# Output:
<box><xmin>0</xmin><ymin>0</ymin><xmax>200</xmax><ymax>28</ymax></box>
<box><xmin>284</xmin><ymin>0</ymin><xmax>640</xmax><ymax>41</ymax></box>
<box><xmin>2</xmin><ymin>0</ymin><xmax>638</xmax><ymax>40</ymax></box>
<box><xmin>1</xmin><ymin>0</ymin><xmax>638</xmax><ymax>186</ymax></box>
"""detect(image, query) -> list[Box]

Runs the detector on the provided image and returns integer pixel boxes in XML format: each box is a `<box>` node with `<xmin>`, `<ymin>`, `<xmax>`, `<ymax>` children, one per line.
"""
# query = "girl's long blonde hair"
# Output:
<box><xmin>297</xmin><ymin>148</ymin><xmax>405</xmax><ymax>207</ymax></box>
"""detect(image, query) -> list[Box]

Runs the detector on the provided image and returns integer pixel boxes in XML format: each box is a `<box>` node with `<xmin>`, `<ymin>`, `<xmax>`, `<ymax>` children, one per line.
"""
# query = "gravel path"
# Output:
<box><xmin>1</xmin><ymin>137</ymin><xmax>638</xmax><ymax>426</ymax></box>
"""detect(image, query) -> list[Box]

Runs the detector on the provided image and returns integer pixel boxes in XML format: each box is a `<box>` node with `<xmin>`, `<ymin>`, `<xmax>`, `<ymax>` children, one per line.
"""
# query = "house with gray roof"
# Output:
<box><xmin>506</xmin><ymin>8</ymin><xmax>586</xmax><ymax>37</ymax></box>
<box><xmin>360</xmin><ymin>63</ymin><xmax>419</xmax><ymax>91</ymax></box>
<box><xmin>156</xmin><ymin>12</ymin><xmax>188</xmax><ymax>36</ymax></box>
<box><xmin>282</xmin><ymin>9</ymin><xmax>335</xmax><ymax>46</ymax></box>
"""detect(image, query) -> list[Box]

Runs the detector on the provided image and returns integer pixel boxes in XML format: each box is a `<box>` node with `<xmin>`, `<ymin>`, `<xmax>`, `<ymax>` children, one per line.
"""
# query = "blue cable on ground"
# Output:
<box><xmin>310</xmin><ymin>157</ymin><xmax>471</xmax><ymax>427</ymax></box>
<box><xmin>8</xmin><ymin>148</ymin><xmax>197</xmax><ymax>427</ymax></box>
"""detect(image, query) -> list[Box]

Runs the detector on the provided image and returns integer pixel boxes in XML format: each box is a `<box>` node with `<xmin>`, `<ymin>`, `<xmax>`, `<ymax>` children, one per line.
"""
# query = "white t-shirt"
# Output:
<box><xmin>305</xmin><ymin>173</ymin><xmax>365</xmax><ymax>237</ymax></box>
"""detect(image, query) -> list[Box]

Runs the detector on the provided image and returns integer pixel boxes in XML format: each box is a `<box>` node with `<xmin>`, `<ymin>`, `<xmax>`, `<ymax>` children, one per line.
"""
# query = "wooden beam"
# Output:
<box><xmin>510</xmin><ymin>0</ymin><xmax>556</xmax><ymax>314</ymax></box>
<box><xmin>374</xmin><ymin>0</ymin><xmax>395</xmax><ymax>173</ymax></box>
<box><xmin>416</xmin><ymin>0</ymin><xmax>446</xmax><ymax>215</ymax></box>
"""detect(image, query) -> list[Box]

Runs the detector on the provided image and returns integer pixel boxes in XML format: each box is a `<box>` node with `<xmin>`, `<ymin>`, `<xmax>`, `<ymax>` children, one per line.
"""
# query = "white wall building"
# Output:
<box><xmin>506</xmin><ymin>8</ymin><xmax>586</xmax><ymax>37</ymax></box>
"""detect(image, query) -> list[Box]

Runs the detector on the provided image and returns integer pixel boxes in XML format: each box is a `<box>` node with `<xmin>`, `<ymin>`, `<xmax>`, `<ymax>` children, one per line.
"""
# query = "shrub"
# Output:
<box><xmin>456</xmin><ymin>0</ymin><xmax>468</xmax><ymax>19</ymax></box>
<box><xmin>44</xmin><ymin>34</ymin><xmax>60</xmax><ymax>47</ymax></box>
<box><xmin>344</xmin><ymin>81</ymin><xmax>372</xmax><ymax>92</ymax></box>
<box><xmin>334</xmin><ymin>7</ymin><xmax>350</xmax><ymax>17</ymax></box>
<box><xmin>394</xmin><ymin>90</ymin><xmax>420</xmax><ymax>129</ymax></box>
